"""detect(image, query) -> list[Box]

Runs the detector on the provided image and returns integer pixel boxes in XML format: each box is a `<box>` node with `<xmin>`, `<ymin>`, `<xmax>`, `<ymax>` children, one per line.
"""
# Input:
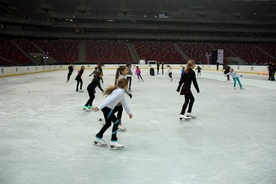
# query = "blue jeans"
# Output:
<box><xmin>233</xmin><ymin>77</ymin><xmax>242</xmax><ymax>89</ymax></box>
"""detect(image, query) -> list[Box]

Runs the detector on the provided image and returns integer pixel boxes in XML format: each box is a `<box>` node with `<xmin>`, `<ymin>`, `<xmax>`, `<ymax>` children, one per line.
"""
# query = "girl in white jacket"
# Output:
<box><xmin>93</xmin><ymin>78</ymin><xmax>133</xmax><ymax>148</ymax></box>
<box><xmin>225</xmin><ymin>68</ymin><xmax>244</xmax><ymax>90</ymax></box>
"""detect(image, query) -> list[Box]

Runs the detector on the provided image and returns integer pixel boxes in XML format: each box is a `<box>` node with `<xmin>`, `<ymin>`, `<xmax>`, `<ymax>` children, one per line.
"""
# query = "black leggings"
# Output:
<box><xmin>76</xmin><ymin>78</ymin><xmax>83</xmax><ymax>91</ymax></box>
<box><xmin>127</xmin><ymin>76</ymin><xmax>132</xmax><ymax>90</ymax></box>
<box><xmin>96</xmin><ymin>107</ymin><xmax>120</xmax><ymax>141</ymax></box>
<box><xmin>67</xmin><ymin>72</ymin><xmax>72</xmax><ymax>81</ymax></box>
<box><xmin>180</xmin><ymin>93</ymin><xmax>195</xmax><ymax>115</ymax></box>
<box><xmin>84</xmin><ymin>90</ymin><xmax>95</xmax><ymax>106</ymax></box>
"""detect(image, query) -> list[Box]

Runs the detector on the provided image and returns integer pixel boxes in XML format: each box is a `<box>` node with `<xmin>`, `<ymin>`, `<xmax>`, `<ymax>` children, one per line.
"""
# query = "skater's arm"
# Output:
<box><xmin>176</xmin><ymin>75</ymin><xmax>185</xmax><ymax>92</ymax></box>
<box><xmin>120</xmin><ymin>97</ymin><xmax>131</xmax><ymax>115</ymax></box>
<box><xmin>97</xmin><ymin>78</ymin><xmax>104</xmax><ymax>92</ymax></box>
<box><xmin>192</xmin><ymin>72</ymin><xmax>200</xmax><ymax>93</ymax></box>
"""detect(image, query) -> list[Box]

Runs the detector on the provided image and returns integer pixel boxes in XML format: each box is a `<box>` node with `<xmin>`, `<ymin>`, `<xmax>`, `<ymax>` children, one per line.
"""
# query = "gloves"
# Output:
<box><xmin>128</xmin><ymin>93</ymin><xmax>132</xmax><ymax>99</ymax></box>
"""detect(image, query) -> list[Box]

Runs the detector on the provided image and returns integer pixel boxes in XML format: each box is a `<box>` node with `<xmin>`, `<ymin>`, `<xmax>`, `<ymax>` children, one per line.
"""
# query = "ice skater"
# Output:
<box><xmin>93</xmin><ymin>78</ymin><xmax>133</xmax><ymax>149</ymax></box>
<box><xmin>83</xmin><ymin>71</ymin><xmax>104</xmax><ymax>111</ymax></box>
<box><xmin>126</xmin><ymin>63</ymin><xmax>133</xmax><ymax>91</ymax></box>
<box><xmin>75</xmin><ymin>66</ymin><xmax>85</xmax><ymax>92</ymax></box>
<box><xmin>89</xmin><ymin>67</ymin><xmax>98</xmax><ymax>78</ymax></box>
<box><xmin>176</xmin><ymin>60</ymin><xmax>200</xmax><ymax>120</ymax></box>
<box><xmin>98</xmin><ymin>66</ymin><xmax>132</xmax><ymax>131</ymax></box>
<box><xmin>135</xmin><ymin>66</ymin><xmax>144</xmax><ymax>82</ymax></box>
<box><xmin>168</xmin><ymin>65</ymin><xmax>173</xmax><ymax>81</ymax></box>
<box><xmin>195</xmin><ymin>66</ymin><xmax>202</xmax><ymax>76</ymax></box>
<box><xmin>225</xmin><ymin>68</ymin><xmax>244</xmax><ymax>90</ymax></box>
<box><xmin>66</xmin><ymin>63</ymin><xmax>74</xmax><ymax>82</ymax></box>
<box><xmin>97</xmin><ymin>63</ymin><xmax>104</xmax><ymax>84</ymax></box>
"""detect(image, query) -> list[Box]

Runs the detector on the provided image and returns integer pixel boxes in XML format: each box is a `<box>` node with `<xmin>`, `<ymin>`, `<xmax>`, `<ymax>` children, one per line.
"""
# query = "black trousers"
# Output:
<box><xmin>67</xmin><ymin>72</ymin><xmax>72</xmax><ymax>81</ymax></box>
<box><xmin>180</xmin><ymin>93</ymin><xmax>195</xmax><ymax>115</ymax></box>
<box><xmin>76</xmin><ymin>78</ymin><xmax>83</xmax><ymax>91</ymax></box>
<box><xmin>85</xmin><ymin>90</ymin><xmax>95</xmax><ymax>106</ymax></box>
<box><xmin>96</xmin><ymin>107</ymin><xmax>120</xmax><ymax>141</ymax></box>
<box><xmin>127</xmin><ymin>76</ymin><xmax>132</xmax><ymax>90</ymax></box>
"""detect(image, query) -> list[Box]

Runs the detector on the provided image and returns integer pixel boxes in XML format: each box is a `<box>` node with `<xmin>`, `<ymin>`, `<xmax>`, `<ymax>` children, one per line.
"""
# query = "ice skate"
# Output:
<box><xmin>94</xmin><ymin>137</ymin><xmax>107</xmax><ymax>146</ymax></box>
<box><xmin>87</xmin><ymin>106</ymin><xmax>93</xmax><ymax>111</ymax></box>
<box><xmin>186</xmin><ymin>112</ymin><xmax>196</xmax><ymax>119</ymax></box>
<box><xmin>97</xmin><ymin>118</ymin><xmax>105</xmax><ymax>126</ymax></box>
<box><xmin>118</xmin><ymin>125</ymin><xmax>126</xmax><ymax>132</ymax></box>
<box><xmin>179</xmin><ymin>114</ymin><xmax>191</xmax><ymax>121</ymax></box>
<box><xmin>83</xmin><ymin>106</ymin><xmax>88</xmax><ymax>111</ymax></box>
<box><xmin>110</xmin><ymin>141</ymin><xmax>124</xmax><ymax>149</ymax></box>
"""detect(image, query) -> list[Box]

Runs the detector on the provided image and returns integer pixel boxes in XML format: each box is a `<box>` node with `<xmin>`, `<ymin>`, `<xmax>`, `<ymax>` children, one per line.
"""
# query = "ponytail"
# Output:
<box><xmin>185</xmin><ymin>60</ymin><xmax>195</xmax><ymax>74</ymax></box>
<box><xmin>104</xmin><ymin>78</ymin><xmax>128</xmax><ymax>96</ymax></box>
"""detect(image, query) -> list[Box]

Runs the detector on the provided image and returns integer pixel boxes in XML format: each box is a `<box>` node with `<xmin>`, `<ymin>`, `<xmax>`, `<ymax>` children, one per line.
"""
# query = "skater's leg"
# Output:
<box><xmin>180</xmin><ymin>94</ymin><xmax>190</xmax><ymax>115</ymax></box>
<box><xmin>187</xmin><ymin>94</ymin><xmax>195</xmax><ymax>113</ymax></box>
<box><xmin>127</xmin><ymin>77</ymin><xmax>132</xmax><ymax>90</ymax></box>
<box><xmin>96</xmin><ymin>108</ymin><xmax>113</xmax><ymax>138</ymax></box>
<box><xmin>67</xmin><ymin>72</ymin><xmax>72</xmax><ymax>81</ymax></box>
<box><xmin>76</xmin><ymin>80</ymin><xmax>80</xmax><ymax>91</ymax></box>
<box><xmin>236</xmin><ymin>77</ymin><xmax>242</xmax><ymax>89</ymax></box>
<box><xmin>85</xmin><ymin>91</ymin><xmax>95</xmax><ymax>107</ymax></box>
<box><xmin>80</xmin><ymin>78</ymin><xmax>83</xmax><ymax>90</ymax></box>
<box><xmin>233</xmin><ymin>78</ymin><xmax>237</xmax><ymax>88</ymax></box>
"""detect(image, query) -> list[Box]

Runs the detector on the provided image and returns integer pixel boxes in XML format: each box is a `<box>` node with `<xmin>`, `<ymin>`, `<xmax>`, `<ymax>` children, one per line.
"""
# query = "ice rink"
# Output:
<box><xmin>0</xmin><ymin>67</ymin><xmax>275</xmax><ymax>184</ymax></box>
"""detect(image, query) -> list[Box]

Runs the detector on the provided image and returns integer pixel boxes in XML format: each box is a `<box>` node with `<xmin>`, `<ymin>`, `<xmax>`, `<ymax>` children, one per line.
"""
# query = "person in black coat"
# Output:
<box><xmin>177</xmin><ymin>60</ymin><xmax>200</xmax><ymax>119</ymax></box>
<box><xmin>83</xmin><ymin>72</ymin><xmax>104</xmax><ymax>111</ymax></box>
<box><xmin>66</xmin><ymin>63</ymin><xmax>74</xmax><ymax>82</ymax></box>
<box><xmin>223</xmin><ymin>65</ymin><xmax>231</xmax><ymax>81</ymax></box>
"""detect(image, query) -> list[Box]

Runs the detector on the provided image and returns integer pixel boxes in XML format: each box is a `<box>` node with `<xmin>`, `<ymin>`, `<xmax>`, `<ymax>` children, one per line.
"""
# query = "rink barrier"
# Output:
<box><xmin>0</xmin><ymin>64</ymin><xmax>271</xmax><ymax>78</ymax></box>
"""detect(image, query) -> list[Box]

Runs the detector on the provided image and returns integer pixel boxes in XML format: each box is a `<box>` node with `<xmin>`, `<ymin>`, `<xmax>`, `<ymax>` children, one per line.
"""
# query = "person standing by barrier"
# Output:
<box><xmin>66</xmin><ymin>63</ymin><xmax>74</xmax><ymax>82</ymax></box>
<box><xmin>168</xmin><ymin>65</ymin><xmax>173</xmax><ymax>81</ymax></box>
<box><xmin>157</xmin><ymin>62</ymin><xmax>160</xmax><ymax>75</ymax></box>
<box><xmin>161</xmin><ymin>62</ymin><xmax>164</xmax><ymax>74</ymax></box>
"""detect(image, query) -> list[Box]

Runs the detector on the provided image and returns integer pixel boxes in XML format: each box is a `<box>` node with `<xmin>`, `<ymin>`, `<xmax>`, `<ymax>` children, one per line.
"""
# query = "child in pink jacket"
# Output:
<box><xmin>135</xmin><ymin>66</ymin><xmax>144</xmax><ymax>82</ymax></box>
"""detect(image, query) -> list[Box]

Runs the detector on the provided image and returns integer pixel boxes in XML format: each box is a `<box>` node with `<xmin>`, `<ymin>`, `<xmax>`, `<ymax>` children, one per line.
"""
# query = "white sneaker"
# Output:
<box><xmin>94</xmin><ymin>137</ymin><xmax>107</xmax><ymax>146</ymax></box>
<box><xmin>97</xmin><ymin>118</ymin><xmax>105</xmax><ymax>126</ymax></box>
<box><xmin>118</xmin><ymin>125</ymin><xmax>126</xmax><ymax>131</ymax></box>
<box><xmin>234</xmin><ymin>87</ymin><xmax>237</xmax><ymax>90</ymax></box>
<box><xmin>110</xmin><ymin>141</ymin><xmax>124</xmax><ymax>148</ymax></box>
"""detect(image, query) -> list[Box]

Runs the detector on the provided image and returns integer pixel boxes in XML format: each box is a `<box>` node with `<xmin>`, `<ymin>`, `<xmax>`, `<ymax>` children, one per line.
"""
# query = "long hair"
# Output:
<box><xmin>104</xmin><ymin>78</ymin><xmax>128</xmax><ymax>96</ymax></box>
<box><xmin>115</xmin><ymin>66</ymin><xmax>127</xmax><ymax>85</ymax></box>
<box><xmin>185</xmin><ymin>60</ymin><xmax>195</xmax><ymax>74</ymax></box>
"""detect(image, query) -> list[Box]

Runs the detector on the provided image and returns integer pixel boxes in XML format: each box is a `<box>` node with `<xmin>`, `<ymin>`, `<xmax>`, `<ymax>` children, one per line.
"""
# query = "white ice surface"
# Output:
<box><xmin>0</xmin><ymin>69</ymin><xmax>275</xmax><ymax>184</ymax></box>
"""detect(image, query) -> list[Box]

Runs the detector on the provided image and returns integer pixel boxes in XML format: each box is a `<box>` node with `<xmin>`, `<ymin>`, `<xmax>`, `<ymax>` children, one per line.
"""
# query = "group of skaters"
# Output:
<box><xmin>64</xmin><ymin>60</ymin><xmax>257</xmax><ymax>149</ymax></box>
<box><xmin>222</xmin><ymin>65</ymin><xmax>244</xmax><ymax>90</ymax></box>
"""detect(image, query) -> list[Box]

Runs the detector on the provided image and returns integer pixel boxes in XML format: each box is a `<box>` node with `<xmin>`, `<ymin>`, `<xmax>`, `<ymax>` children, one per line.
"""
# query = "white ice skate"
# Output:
<box><xmin>97</xmin><ymin>118</ymin><xmax>105</xmax><ymax>126</ymax></box>
<box><xmin>110</xmin><ymin>141</ymin><xmax>124</xmax><ymax>149</ymax></box>
<box><xmin>118</xmin><ymin>125</ymin><xmax>126</xmax><ymax>132</ymax></box>
<box><xmin>186</xmin><ymin>112</ymin><xmax>196</xmax><ymax>119</ymax></box>
<box><xmin>94</xmin><ymin>137</ymin><xmax>107</xmax><ymax>146</ymax></box>
<box><xmin>179</xmin><ymin>114</ymin><xmax>191</xmax><ymax>121</ymax></box>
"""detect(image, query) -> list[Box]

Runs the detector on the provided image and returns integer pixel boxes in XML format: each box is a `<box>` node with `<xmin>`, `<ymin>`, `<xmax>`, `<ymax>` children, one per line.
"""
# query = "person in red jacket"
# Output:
<box><xmin>177</xmin><ymin>60</ymin><xmax>200</xmax><ymax>119</ymax></box>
